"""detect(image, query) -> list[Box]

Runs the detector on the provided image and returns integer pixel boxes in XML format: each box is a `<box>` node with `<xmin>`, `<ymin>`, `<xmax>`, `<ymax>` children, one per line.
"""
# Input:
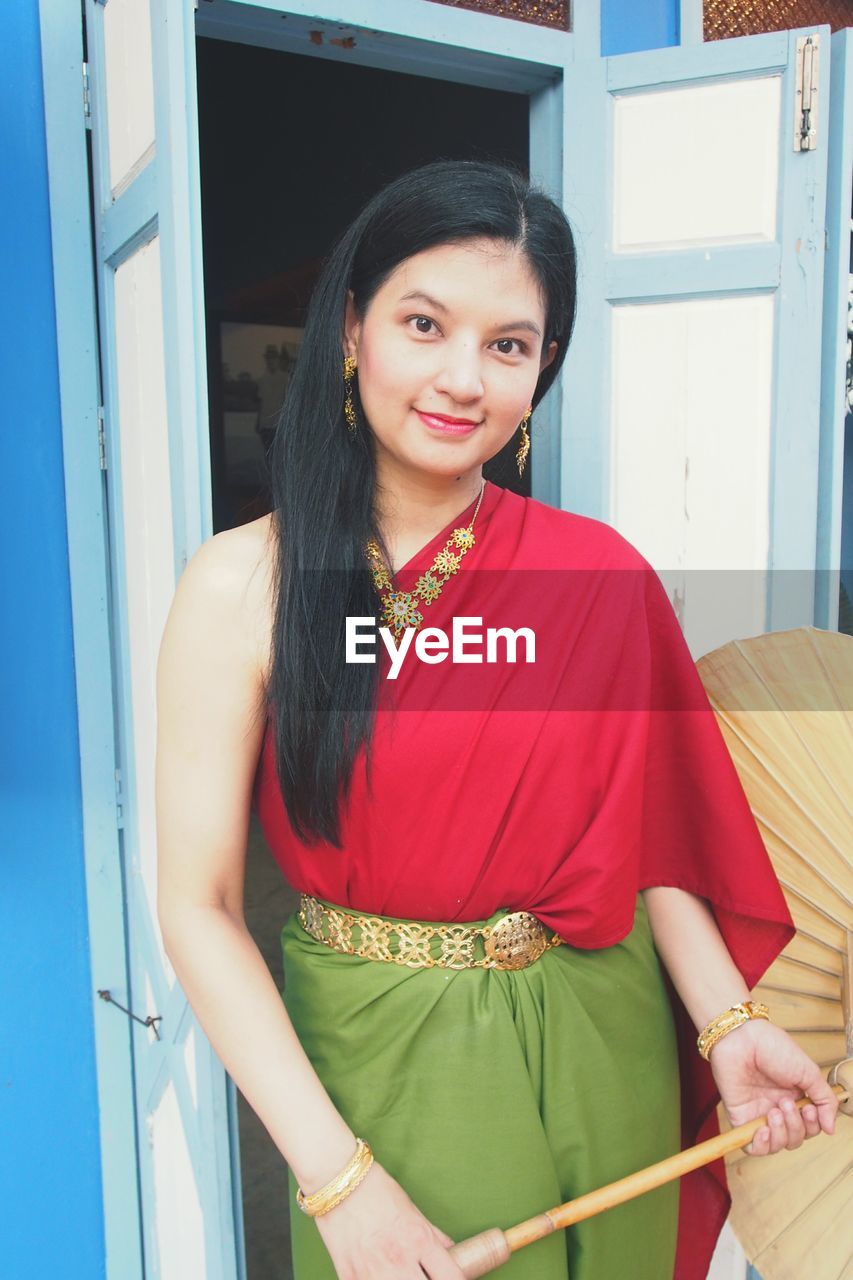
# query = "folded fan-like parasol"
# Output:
<box><xmin>696</xmin><ymin>624</ymin><xmax>853</xmax><ymax>1280</ymax></box>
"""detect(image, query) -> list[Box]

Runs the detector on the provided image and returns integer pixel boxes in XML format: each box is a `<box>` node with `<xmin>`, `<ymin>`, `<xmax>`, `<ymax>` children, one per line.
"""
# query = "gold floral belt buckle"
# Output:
<box><xmin>297</xmin><ymin>895</ymin><xmax>562</xmax><ymax>971</ymax></box>
<box><xmin>484</xmin><ymin>910</ymin><xmax>560</xmax><ymax>970</ymax></box>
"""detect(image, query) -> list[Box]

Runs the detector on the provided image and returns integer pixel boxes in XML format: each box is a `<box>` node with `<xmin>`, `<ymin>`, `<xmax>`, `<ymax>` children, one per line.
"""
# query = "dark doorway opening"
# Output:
<box><xmin>196</xmin><ymin>34</ymin><xmax>530</xmax><ymax>535</ymax></box>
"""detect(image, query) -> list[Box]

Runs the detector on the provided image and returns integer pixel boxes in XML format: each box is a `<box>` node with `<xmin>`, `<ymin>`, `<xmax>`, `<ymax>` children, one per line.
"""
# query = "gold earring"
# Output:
<box><xmin>343</xmin><ymin>355</ymin><xmax>357</xmax><ymax>435</ymax></box>
<box><xmin>516</xmin><ymin>406</ymin><xmax>532</xmax><ymax>477</ymax></box>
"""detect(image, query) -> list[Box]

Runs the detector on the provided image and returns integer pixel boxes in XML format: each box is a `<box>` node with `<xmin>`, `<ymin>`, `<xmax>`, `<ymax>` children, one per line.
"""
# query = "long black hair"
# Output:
<box><xmin>263</xmin><ymin>159</ymin><xmax>578</xmax><ymax>847</ymax></box>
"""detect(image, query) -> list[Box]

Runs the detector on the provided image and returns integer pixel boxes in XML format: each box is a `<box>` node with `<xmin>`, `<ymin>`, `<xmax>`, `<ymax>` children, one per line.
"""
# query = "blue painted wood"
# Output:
<box><xmin>843</xmin><ymin>414</ymin><xmax>853</xmax><ymax>622</ymax></box>
<box><xmin>605</xmin><ymin>242</ymin><xmax>781</xmax><ymax>299</ymax></box>
<box><xmin>815</xmin><ymin>29</ymin><xmax>852</xmax><ymax>629</ymax></box>
<box><xmin>236</xmin><ymin>0</ymin><xmax>569</xmax><ymax>57</ymax></box>
<box><xmin>32</xmin><ymin>4</ymin><xmax>142</xmax><ymax>1280</ymax></box>
<box><xmin>563</xmin><ymin>25</ymin><xmax>832</xmax><ymax>637</ymax></box>
<box><xmin>1</xmin><ymin>2</ymin><xmax>120</xmax><ymax>1279</ymax></box>
<box><xmin>571</xmin><ymin>0</ymin><xmax>600</xmax><ymax>57</ymax></box>
<box><xmin>606</xmin><ymin>29</ymin><xmax>789</xmax><ymax>88</ymax></box>
<box><xmin>151</xmin><ymin>0</ymin><xmax>215</xmax><ymax>574</ymax></box>
<box><xmin>530</xmin><ymin>75</ymin><xmax>567</xmax><ymax>509</ymax></box>
<box><xmin>226</xmin><ymin>1078</ymin><xmax>249</xmax><ymax>1280</ymax></box>
<box><xmin>101</xmin><ymin>162</ymin><xmax>159</xmax><ymax>265</ymax></box>
<box><xmin>195</xmin><ymin>0</ymin><xmax>572</xmax><ymax>90</ymax></box>
<box><xmin>560</xmin><ymin>47</ymin><xmax>611</xmax><ymax>519</ymax></box>
<box><xmin>768</xmin><ymin>27</ymin><xmax>832</xmax><ymax>631</ymax></box>
<box><xmin>679</xmin><ymin>0</ymin><xmax>704</xmax><ymax>46</ymax></box>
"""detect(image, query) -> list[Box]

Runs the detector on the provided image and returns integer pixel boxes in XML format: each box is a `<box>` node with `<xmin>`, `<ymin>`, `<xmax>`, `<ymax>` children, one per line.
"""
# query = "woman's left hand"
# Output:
<box><xmin>708</xmin><ymin>1018</ymin><xmax>840</xmax><ymax>1156</ymax></box>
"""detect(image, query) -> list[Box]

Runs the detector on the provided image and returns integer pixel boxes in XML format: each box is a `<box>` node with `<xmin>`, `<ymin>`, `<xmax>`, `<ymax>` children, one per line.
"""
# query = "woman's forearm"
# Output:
<box><xmin>640</xmin><ymin>886</ymin><xmax>751</xmax><ymax>1031</ymax></box>
<box><xmin>159</xmin><ymin>901</ymin><xmax>358</xmax><ymax>1194</ymax></box>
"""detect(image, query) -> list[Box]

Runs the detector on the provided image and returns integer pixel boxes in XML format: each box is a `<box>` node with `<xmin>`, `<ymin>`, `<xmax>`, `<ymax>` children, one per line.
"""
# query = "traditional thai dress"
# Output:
<box><xmin>251</xmin><ymin>478</ymin><xmax>796</xmax><ymax>1280</ymax></box>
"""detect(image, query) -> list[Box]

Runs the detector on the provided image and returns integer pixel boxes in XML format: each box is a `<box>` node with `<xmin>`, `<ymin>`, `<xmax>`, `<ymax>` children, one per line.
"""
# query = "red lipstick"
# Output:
<box><xmin>415</xmin><ymin>410</ymin><xmax>481</xmax><ymax>435</ymax></box>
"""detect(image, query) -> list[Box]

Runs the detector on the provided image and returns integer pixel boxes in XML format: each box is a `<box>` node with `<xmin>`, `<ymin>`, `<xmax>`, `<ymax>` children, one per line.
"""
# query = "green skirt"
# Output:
<box><xmin>280</xmin><ymin>893</ymin><xmax>681</xmax><ymax>1279</ymax></box>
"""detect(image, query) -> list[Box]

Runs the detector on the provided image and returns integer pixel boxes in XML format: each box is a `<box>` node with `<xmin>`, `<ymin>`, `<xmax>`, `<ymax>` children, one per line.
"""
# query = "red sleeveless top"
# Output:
<box><xmin>252</xmin><ymin>478</ymin><xmax>796</xmax><ymax>1280</ymax></box>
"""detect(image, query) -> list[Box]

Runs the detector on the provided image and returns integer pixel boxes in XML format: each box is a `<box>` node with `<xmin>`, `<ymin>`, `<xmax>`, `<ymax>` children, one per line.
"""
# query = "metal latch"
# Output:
<box><xmin>98</xmin><ymin>405</ymin><xmax>107</xmax><ymax>471</ymax></box>
<box><xmin>794</xmin><ymin>34</ymin><xmax>819</xmax><ymax>152</ymax></box>
<box><xmin>82</xmin><ymin>61</ymin><xmax>92</xmax><ymax>128</ymax></box>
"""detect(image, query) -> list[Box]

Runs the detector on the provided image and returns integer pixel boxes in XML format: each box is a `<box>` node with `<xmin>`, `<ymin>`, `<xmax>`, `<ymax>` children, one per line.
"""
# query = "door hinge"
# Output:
<box><xmin>115</xmin><ymin>768</ymin><xmax>125</xmax><ymax>830</ymax></box>
<box><xmin>83</xmin><ymin>60</ymin><xmax>92</xmax><ymax>130</ymax></box>
<box><xmin>98</xmin><ymin>405</ymin><xmax>107</xmax><ymax>470</ymax></box>
<box><xmin>794</xmin><ymin>34</ymin><xmax>819</xmax><ymax>152</ymax></box>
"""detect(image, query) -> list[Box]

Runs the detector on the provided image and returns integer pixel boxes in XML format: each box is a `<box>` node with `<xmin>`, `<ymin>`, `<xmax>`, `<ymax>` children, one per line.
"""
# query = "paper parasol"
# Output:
<box><xmin>695</xmin><ymin>624</ymin><xmax>853</xmax><ymax>1280</ymax></box>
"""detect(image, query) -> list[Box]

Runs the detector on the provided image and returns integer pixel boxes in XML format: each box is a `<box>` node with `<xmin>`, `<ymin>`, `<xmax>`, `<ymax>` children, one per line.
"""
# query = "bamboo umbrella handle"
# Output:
<box><xmin>447</xmin><ymin>1081</ymin><xmax>850</xmax><ymax>1278</ymax></box>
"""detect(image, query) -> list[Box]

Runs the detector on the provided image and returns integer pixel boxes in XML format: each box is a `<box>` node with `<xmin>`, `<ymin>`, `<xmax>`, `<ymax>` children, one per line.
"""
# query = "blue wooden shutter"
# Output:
<box><xmin>82</xmin><ymin>1</ymin><xmax>238</xmax><ymax>1276</ymax></box>
<box><xmin>563</xmin><ymin>26</ymin><xmax>832</xmax><ymax>651</ymax></box>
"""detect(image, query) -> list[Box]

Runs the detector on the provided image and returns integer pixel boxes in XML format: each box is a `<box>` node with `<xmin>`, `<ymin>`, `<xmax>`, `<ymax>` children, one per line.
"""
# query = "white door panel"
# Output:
<box><xmin>564</xmin><ymin>28</ymin><xmax>831</xmax><ymax>657</ymax></box>
<box><xmin>83</xmin><ymin>1</ymin><xmax>234</xmax><ymax>1276</ymax></box>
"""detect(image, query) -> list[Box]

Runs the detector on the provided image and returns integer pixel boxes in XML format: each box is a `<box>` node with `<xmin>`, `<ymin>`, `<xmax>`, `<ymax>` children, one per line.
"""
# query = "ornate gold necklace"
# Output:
<box><xmin>364</xmin><ymin>483</ymin><xmax>486</xmax><ymax>637</ymax></box>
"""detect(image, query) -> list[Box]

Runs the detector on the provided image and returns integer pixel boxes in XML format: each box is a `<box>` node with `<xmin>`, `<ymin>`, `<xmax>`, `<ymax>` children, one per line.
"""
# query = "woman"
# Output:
<box><xmin>155</xmin><ymin>160</ymin><xmax>839</xmax><ymax>1280</ymax></box>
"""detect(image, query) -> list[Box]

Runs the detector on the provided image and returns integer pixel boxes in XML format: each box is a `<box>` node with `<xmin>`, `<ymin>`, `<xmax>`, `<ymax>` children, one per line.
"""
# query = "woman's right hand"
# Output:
<box><xmin>312</xmin><ymin>1158</ymin><xmax>469</xmax><ymax>1279</ymax></box>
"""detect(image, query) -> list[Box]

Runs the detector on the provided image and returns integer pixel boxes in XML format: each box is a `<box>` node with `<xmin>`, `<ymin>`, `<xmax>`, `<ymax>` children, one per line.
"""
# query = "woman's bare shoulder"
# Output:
<box><xmin>155</xmin><ymin>513</ymin><xmax>278</xmax><ymax>919</ymax></box>
<box><xmin>176</xmin><ymin>512</ymin><xmax>276</xmax><ymax>687</ymax></box>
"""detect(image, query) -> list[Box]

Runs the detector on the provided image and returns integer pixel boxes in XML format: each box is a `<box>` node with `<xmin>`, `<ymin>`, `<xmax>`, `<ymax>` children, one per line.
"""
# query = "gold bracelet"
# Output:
<box><xmin>697</xmin><ymin>1000</ymin><xmax>771</xmax><ymax>1061</ymax></box>
<box><xmin>296</xmin><ymin>1138</ymin><xmax>374</xmax><ymax>1217</ymax></box>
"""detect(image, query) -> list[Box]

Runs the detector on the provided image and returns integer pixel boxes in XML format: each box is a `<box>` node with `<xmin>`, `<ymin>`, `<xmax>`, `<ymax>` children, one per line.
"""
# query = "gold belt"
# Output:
<box><xmin>297</xmin><ymin>893</ymin><xmax>563</xmax><ymax>971</ymax></box>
